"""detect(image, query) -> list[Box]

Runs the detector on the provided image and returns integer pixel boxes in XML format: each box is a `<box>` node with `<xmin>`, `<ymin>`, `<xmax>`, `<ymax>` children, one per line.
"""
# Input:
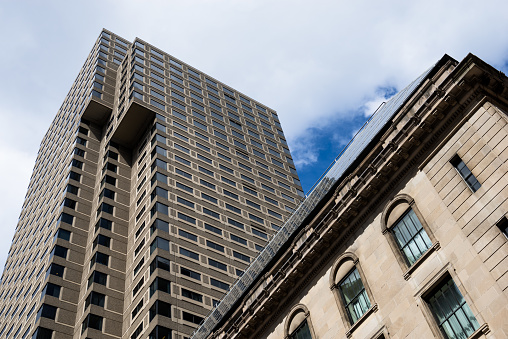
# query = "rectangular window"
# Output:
<box><xmin>179</xmin><ymin>229</ymin><xmax>197</xmax><ymax>242</ymax></box>
<box><xmin>180</xmin><ymin>247</ymin><xmax>199</xmax><ymax>260</ymax></box>
<box><xmin>178</xmin><ymin>212</ymin><xmax>196</xmax><ymax>224</ymax></box>
<box><xmin>150</xmin><ymin>256</ymin><xmax>170</xmax><ymax>275</ymax></box>
<box><xmin>450</xmin><ymin>155</ymin><xmax>481</xmax><ymax>192</ymax></box>
<box><xmin>228</xmin><ymin>218</ymin><xmax>244</xmax><ymax>230</ymax></box>
<box><xmin>206</xmin><ymin>240</ymin><xmax>224</xmax><ymax>252</ymax></box>
<box><xmin>181</xmin><ymin>267</ymin><xmax>201</xmax><ymax>280</ymax></box>
<box><xmin>210</xmin><ymin>278</ymin><xmax>229</xmax><ymax>291</ymax></box>
<box><xmin>233</xmin><ymin>251</ymin><xmax>250</xmax><ymax>263</ymax></box>
<box><xmin>203</xmin><ymin>207</ymin><xmax>220</xmax><ymax>219</ymax></box>
<box><xmin>150</xmin><ymin>237</ymin><xmax>170</xmax><ymax>254</ymax></box>
<box><xmin>149</xmin><ymin>277</ymin><xmax>171</xmax><ymax>297</ymax></box>
<box><xmin>205</xmin><ymin>223</ymin><xmax>222</xmax><ymax>235</ymax></box>
<box><xmin>200</xmin><ymin>179</ymin><xmax>216</xmax><ymax>189</ymax></box>
<box><xmin>497</xmin><ymin>217</ymin><xmax>508</xmax><ymax>239</ymax></box>
<box><xmin>182</xmin><ymin>288</ymin><xmax>203</xmax><ymax>302</ymax></box>
<box><xmin>230</xmin><ymin>233</ymin><xmax>247</xmax><ymax>245</ymax></box>
<box><xmin>425</xmin><ymin>277</ymin><xmax>479</xmax><ymax>339</ymax></box>
<box><xmin>208</xmin><ymin>258</ymin><xmax>227</xmax><ymax>271</ymax></box>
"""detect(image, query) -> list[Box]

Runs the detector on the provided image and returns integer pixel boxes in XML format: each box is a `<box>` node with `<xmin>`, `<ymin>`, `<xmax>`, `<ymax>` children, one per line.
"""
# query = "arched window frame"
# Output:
<box><xmin>329</xmin><ymin>253</ymin><xmax>377</xmax><ymax>337</ymax></box>
<box><xmin>381</xmin><ymin>194</ymin><xmax>440</xmax><ymax>280</ymax></box>
<box><xmin>283</xmin><ymin>304</ymin><xmax>316</xmax><ymax>339</ymax></box>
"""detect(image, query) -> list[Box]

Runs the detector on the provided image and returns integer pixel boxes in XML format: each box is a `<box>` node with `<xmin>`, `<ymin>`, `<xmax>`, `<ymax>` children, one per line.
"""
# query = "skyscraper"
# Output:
<box><xmin>0</xmin><ymin>29</ymin><xmax>303</xmax><ymax>339</ymax></box>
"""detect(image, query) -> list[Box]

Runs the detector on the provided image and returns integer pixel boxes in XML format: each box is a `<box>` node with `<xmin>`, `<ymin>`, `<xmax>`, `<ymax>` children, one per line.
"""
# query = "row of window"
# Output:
<box><xmin>288</xmin><ymin>270</ymin><xmax>480</xmax><ymax>339</ymax></box>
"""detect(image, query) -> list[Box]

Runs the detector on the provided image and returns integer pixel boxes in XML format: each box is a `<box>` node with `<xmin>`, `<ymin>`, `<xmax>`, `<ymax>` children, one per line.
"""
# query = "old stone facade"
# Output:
<box><xmin>200</xmin><ymin>54</ymin><xmax>508</xmax><ymax>339</ymax></box>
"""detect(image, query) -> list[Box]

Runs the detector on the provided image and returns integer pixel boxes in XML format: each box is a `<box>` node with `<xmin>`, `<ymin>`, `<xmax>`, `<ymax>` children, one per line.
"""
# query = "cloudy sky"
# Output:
<box><xmin>1</xmin><ymin>0</ymin><xmax>507</xmax><ymax>270</ymax></box>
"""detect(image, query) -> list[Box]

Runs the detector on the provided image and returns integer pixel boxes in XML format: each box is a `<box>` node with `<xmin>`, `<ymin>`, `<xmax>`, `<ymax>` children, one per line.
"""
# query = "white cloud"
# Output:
<box><xmin>1</xmin><ymin>0</ymin><xmax>508</xmax><ymax>262</ymax></box>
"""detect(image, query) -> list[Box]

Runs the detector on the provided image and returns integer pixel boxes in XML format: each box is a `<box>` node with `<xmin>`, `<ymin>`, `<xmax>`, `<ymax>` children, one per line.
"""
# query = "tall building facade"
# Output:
<box><xmin>193</xmin><ymin>54</ymin><xmax>508</xmax><ymax>339</ymax></box>
<box><xmin>0</xmin><ymin>29</ymin><xmax>304</xmax><ymax>339</ymax></box>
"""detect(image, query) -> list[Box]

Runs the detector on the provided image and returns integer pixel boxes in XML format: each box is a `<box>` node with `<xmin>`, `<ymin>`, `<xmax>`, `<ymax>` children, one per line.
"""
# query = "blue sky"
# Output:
<box><xmin>1</xmin><ymin>0</ymin><xmax>508</xmax><ymax>269</ymax></box>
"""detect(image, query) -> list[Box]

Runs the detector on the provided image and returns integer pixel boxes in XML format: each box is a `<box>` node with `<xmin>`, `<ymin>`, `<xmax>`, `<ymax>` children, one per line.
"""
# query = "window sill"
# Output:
<box><xmin>404</xmin><ymin>242</ymin><xmax>440</xmax><ymax>281</ymax></box>
<box><xmin>468</xmin><ymin>323</ymin><xmax>490</xmax><ymax>339</ymax></box>
<box><xmin>345</xmin><ymin>303</ymin><xmax>378</xmax><ymax>338</ymax></box>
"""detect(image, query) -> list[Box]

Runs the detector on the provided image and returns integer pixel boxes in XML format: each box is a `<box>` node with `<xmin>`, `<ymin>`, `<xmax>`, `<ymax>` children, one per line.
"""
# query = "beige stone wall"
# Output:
<box><xmin>261</xmin><ymin>101</ymin><xmax>508</xmax><ymax>339</ymax></box>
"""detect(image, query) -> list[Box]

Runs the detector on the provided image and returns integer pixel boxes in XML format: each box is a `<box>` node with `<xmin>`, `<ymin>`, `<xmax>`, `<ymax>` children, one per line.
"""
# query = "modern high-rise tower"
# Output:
<box><xmin>0</xmin><ymin>29</ymin><xmax>304</xmax><ymax>339</ymax></box>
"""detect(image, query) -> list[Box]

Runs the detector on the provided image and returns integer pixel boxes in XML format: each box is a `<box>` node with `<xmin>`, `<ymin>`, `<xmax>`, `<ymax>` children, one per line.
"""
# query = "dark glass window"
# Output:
<box><xmin>179</xmin><ymin>229</ymin><xmax>197</xmax><ymax>242</ymax></box>
<box><xmin>100</xmin><ymin>188</ymin><xmax>115</xmax><ymax>200</ymax></box>
<box><xmin>150</xmin><ymin>219</ymin><xmax>169</xmax><ymax>235</ymax></box>
<box><xmin>148</xmin><ymin>326</ymin><xmax>171</xmax><ymax>339</ymax></box>
<box><xmin>208</xmin><ymin>258</ymin><xmax>227</xmax><ymax>271</ymax></box>
<box><xmin>48</xmin><ymin>264</ymin><xmax>64</xmax><ymax>278</ymax></box>
<box><xmin>228</xmin><ymin>218</ymin><xmax>244</xmax><ymax>230</ymax></box>
<box><xmin>150</xmin><ymin>237</ymin><xmax>170</xmax><ymax>254</ymax></box>
<box><xmin>180</xmin><ymin>247</ymin><xmax>199</xmax><ymax>260</ymax></box>
<box><xmin>150</xmin><ymin>256</ymin><xmax>170</xmax><ymax>275</ymax></box>
<box><xmin>59</xmin><ymin>212</ymin><xmax>74</xmax><ymax>225</ymax></box>
<box><xmin>182</xmin><ymin>311</ymin><xmax>204</xmax><ymax>324</ymax></box>
<box><xmin>85</xmin><ymin>291</ymin><xmax>105</xmax><ymax>308</ymax></box>
<box><xmin>450</xmin><ymin>155</ymin><xmax>481</xmax><ymax>192</ymax></box>
<box><xmin>149</xmin><ymin>300</ymin><xmax>171</xmax><ymax>321</ymax></box>
<box><xmin>93</xmin><ymin>234</ymin><xmax>111</xmax><ymax>249</ymax></box>
<box><xmin>210</xmin><ymin>278</ymin><xmax>229</xmax><ymax>290</ymax></box>
<box><xmin>497</xmin><ymin>217</ymin><xmax>508</xmax><ymax>238</ymax></box>
<box><xmin>90</xmin><ymin>252</ymin><xmax>109</xmax><ymax>268</ymax></box>
<box><xmin>180</xmin><ymin>267</ymin><xmax>201</xmax><ymax>280</ymax></box>
<box><xmin>98</xmin><ymin>202</ymin><xmax>114</xmax><ymax>215</ymax></box>
<box><xmin>31</xmin><ymin>327</ymin><xmax>53</xmax><ymax>339</ymax></box>
<box><xmin>36</xmin><ymin>304</ymin><xmax>57</xmax><ymax>321</ymax></box>
<box><xmin>205</xmin><ymin>223</ymin><xmax>222</xmax><ymax>235</ymax></box>
<box><xmin>391</xmin><ymin>209</ymin><xmax>432</xmax><ymax>266</ymax></box>
<box><xmin>66</xmin><ymin>184</ymin><xmax>79</xmax><ymax>195</ymax></box>
<box><xmin>81</xmin><ymin>314</ymin><xmax>103</xmax><ymax>333</ymax></box>
<box><xmin>88</xmin><ymin>271</ymin><xmax>107</xmax><ymax>287</ymax></box>
<box><xmin>132</xmin><ymin>300</ymin><xmax>143</xmax><ymax>319</ymax></box>
<box><xmin>233</xmin><ymin>251</ymin><xmax>250</xmax><ymax>263</ymax></box>
<box><xmin>55</xmin><ymin>228</ymin><xmax>71</xmax><ymax>241</ymax></box>
<box><xmin>149</xmin><ymin>277</ymin><xmax>171</xmax><ymax>297</ymax></box>
<box><xmin>177</xmin><ymin>212</ymin><xmax>196</xmax><ymax>224</ymax></box>
<box><xmin>339</xmin><ymin>268</ymin><xmax>371</xmax><ymax>324</ymax></box>
<box><xmin>51</xmin><ymin>245</ymin><xmax>68</xmax><ymax>259</ymax></box>
<box><xmin>425</xmin><ymin>277</ymin><xmax>479</xmax><ymax>339</ymax></box>
<box><xmin>131</xmin><ymin>324</ymin><xmax>143</xmax><ymax>339</ymax></box>
<box><xmin>182</xmin><ymin>288</ymin><xmax>203</xmax><ymax>302</ymax></box>
<box><xmin>206</xmin><ymin>240</ymin><xmax>224</xmax><ymax>252</ymax></box>
<box><xmin>230</xmin><ymin>234</ymin><xmax>247</xmax><ymax>245</ymax></box>
<box><xmin>41</xmin><ymin>283</ymin><xmax>61</xmax><ymax>299</ymax></box>
<box><xmin>95</xmin><ymin>218</ymin><xmax>112</xmax><ymax>231</ymax></box>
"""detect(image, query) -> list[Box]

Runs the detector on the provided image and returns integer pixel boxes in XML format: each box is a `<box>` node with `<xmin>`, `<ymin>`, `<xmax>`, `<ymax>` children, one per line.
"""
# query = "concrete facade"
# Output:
<box><xmin>204</xmin><ymin>55</ymin><xmax>508</xmax><ymax>339</ymax></box>
<box><xmin>0</xmin><ymin>29</ymin><xmax>303</xmax><ymax>339</ymax></box>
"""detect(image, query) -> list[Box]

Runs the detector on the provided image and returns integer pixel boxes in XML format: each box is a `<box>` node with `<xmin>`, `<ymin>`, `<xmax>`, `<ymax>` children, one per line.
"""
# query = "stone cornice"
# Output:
<box><xmin>210</xmin><ymin>56</ymin><xmax>508</xmax><ymax>339</ymax></box>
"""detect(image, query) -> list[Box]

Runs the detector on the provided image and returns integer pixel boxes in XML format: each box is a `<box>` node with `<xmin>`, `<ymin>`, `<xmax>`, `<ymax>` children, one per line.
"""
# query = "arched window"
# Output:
<box><xmin>382</xmin><ymin>194</ymin><xmax>438</xmax><ymax>278</ymax></box>
<box><xmin>284</xmin><ymin>304</ymin><xmax>316</xmax><ymax>339</ymax></box>
<box><xmin>330</xmin><ymin>253</ymin><xmax>376</xmax><ymax>333</ymax></box>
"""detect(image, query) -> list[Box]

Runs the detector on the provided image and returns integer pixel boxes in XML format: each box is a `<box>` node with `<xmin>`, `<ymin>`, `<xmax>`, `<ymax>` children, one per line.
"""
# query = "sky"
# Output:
<box><xmin>1</xmin><ymin>0</ymin><xmax>508</xmax><ymax>270</ymax></box>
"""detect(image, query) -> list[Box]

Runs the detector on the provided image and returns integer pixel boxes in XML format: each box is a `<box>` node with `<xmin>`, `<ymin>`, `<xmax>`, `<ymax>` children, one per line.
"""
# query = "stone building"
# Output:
<box><xmin>192</xmin><ymin>53</ymin><xmax>508</xmax><ymax>339</ymax></box>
